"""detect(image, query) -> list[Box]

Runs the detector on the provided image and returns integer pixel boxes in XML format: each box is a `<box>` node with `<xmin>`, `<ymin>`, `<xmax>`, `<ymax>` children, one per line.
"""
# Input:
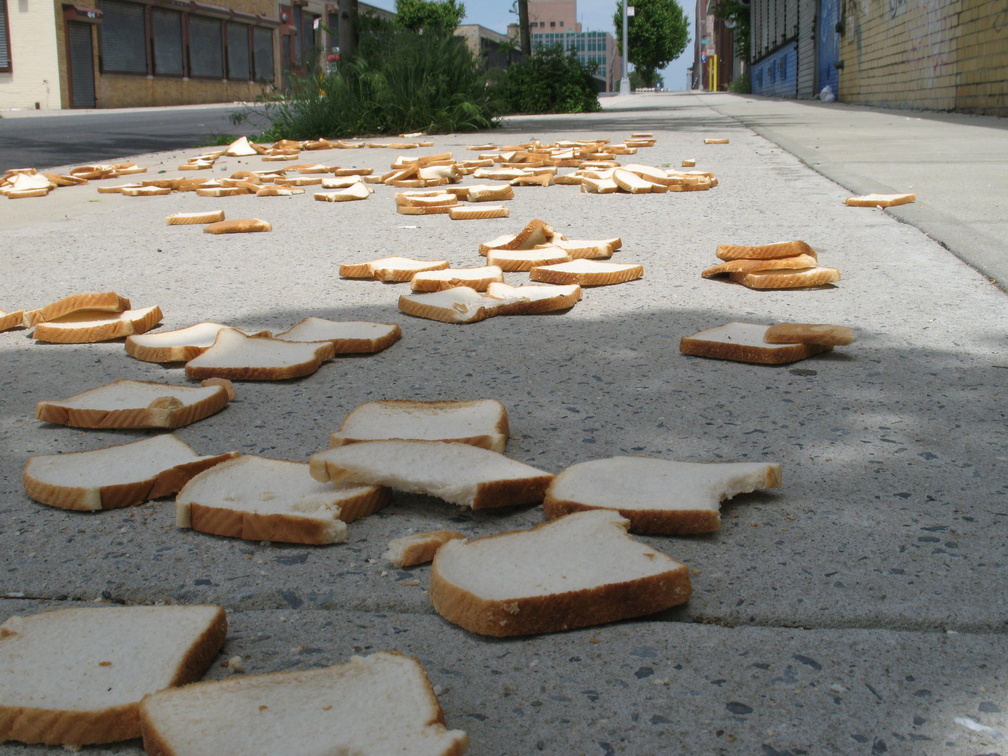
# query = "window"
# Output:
<box><xmin>253</xmin><ymin>26</ymin><xmax>274</xmax><ymax>82</ymax></box>
<box><xmin>550</xmin><ymin>21</ymin><xmax>555</xmax><ymax>27</ymax></box>
<box><xmin>559</xmin><ymin>20</ymin><xmax>564</xmax><ymax>27</ymax></box>
<box><xmin>100</xmin><ymin>0</ymin><xmax>147</xmax><ymax>74</ymax></box>
<box><xmin>152</xmin><ymin>8</ymin><xmax>184</xmax><ymax>76</ymax></box>
<box><xmin>0</xmin><ymin>0</ymin><xmax>11</xmax><ymax>72</ymax></box>
<box><xmin>189</xmin><ymin>16</ymin><xmax>223</xmax><ymax>77</ymax></box>
<box><xmin>227</xmin><ymin>22</ymin><xmax>250</xmax><ymax>80</ymax></box>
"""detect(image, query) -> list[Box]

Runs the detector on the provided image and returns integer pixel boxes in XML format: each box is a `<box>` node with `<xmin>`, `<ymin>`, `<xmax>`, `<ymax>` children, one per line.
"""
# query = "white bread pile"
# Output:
<box><xmin>702</xmin><ymin>240</ymin><xmax>841</xmax><ymax>289</ymax></box>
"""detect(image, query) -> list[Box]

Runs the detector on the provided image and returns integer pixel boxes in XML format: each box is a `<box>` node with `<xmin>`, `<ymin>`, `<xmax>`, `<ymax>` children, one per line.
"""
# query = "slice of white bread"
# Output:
<box><xmin>764</xmin><ymin>323</ymin><xmax>857</xmax><ymax>346</ymax></box>
<box><xmin>32</xmin><ymin>306</ymin><xmax>163</xmax><ymax>344</ymax></box>
<box><xmin>384</xmin><ymin>530</ymin><xmax>466</xmax><ymax>567</ymax></box>
<box><xmin>448</xmin><ymin>205</ymin><xmax>509</xmax><ymax>220</ymax></box>
<box><xmin>0</xmin><ymin>604</ymin><xmax>227</xmax><ymax>745</ymax></box>
<box><xmin>339</xmin><ymin>257</ymin><xmax>450</xmax><ymax>281</ymax></box>
<box><xmin>35</xmin><ymin>378</ymin><xmax>233</xmax><ymax>429</ymax></box>
<box><xmin>679</xmin><ymin>322</ymin><xmax>831</xmax><ymax>365</ymax></box>
<box><xmin>166</xmin><ymin>210</ymin><xmax>225</xmax><ymax>225</ymax></box>
<box><xmin>715</xmin><ymin>240</ymin><xmax>816</xmax><ymax>261</ymax></box>
<box><xmin>203</xmin><ymin>218</ymin><xmax>272</xmax><ymax>234</ymax></box>
<box><xmin>23</xmin><ymin>292</ymin><xmax>130</xmax><ymax>328</ymax></box>
<box><xmin>138</xmin><ymin>652</ymin><xmax>469</xmax><ymax>756</ymax></box>
<box><xmin>529</xmin><ymin>259</ymin><xmax>643</xmax><ymax>287</ymax></box>
<box><xmin>330</xmin><ymin>399</ymin><xmax>510</xmax><ymax>453</ymax></box>
<box><xmin>274</xmin><ymin>317</ymin><xmax>402</xmax><ymax>353</ymax></box>
<box><xmin>0</xmin><ymin>309</ymin><xmax>25</xmax><ymax>332</ymax></box>
<box><xmin>410</xmin><ymin>266</ymin><xmax>505</xmax><ymax>293</ymax></box>
<box><xmin>125</xmin><ymin>322</ymin><xmax>268</xmax><ymax>363</ymax></box>
<box><xmin>398</xmin><ymin>286</ymin><xmax>525</xmax><ymax>324</ymax></box>
<box><xmin>23</xmin><ymin>434</ymin><xmax>238</xmax><ymax>511</ymax></box>
<box><xmin>701</xmin><ymin>253</ymin><xmax>818</xmax><ymax>278</ymax></box>
<box><xmin>184</xmin><ymin>329</ymin><xmax>335</xmax><ymax>381</ymax></box>
<box><xmin>543</xmin><ymin>457</ymin><xmax>782</xmax><ymax>534</ymax></box>
<box><xmin>485</xmin><ymin>247</ymin><xmax>571</xmax><ymax>272</ymax></box>
<box><xmin>486</xmin><ymin>282</ymin><xmax>582</xmax><ymax>315</ymax></box>
<box><xmin>729</xmin><ymin>266</ymin><xmax>840</xmax><ymax>289</ymax></box>
<box><xmin>175</xmin><ymin>456</ymin><xmax>390</xmax><ymax>545</ymax></box>
<box><xmin>310</xmin><ymin>439</ymin><xmax>552</xmax><ymax>510</ymax></box>
<box><xmin>844</xmin><ymin>192</ymin><xmax>916</xmax><ymax>207</ymax></box>
<box><xmin>477</xmin><ymin>218</ymin><xmax>562</xmax><ymax>255</ymax></box>
<box><xmin>545</xmin><ymin>237</ymin><xmax>622</xmax><ymax>259</ymax></box>
<box><xmin>428</xmin><ymin>510</ymin><xmax>692</xmax><ymax>636</ymax></box>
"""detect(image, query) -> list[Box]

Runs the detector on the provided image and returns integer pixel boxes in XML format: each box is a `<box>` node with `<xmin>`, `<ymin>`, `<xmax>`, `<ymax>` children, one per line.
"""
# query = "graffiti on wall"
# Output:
<box><xmin>904</xmin><ymin>0</ymin><xmax>954</xmax><ymax>89</ymax></box>
<box><xmin>889</xmin><ymin>0</ymin><xmax>908</xmax><ymax>18</ymax></box>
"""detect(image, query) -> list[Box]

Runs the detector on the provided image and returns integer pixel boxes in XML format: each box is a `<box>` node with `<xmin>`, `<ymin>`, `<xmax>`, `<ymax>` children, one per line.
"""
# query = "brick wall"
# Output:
<box><xmin>0</xmin><ymin>2</ymin><xmax>62</xmax><ymax>109</ymax></box>
<box><xmin>841</xmin><ymin>0</ymin><xmax>1007</xmax><ymax>115</ymax></box>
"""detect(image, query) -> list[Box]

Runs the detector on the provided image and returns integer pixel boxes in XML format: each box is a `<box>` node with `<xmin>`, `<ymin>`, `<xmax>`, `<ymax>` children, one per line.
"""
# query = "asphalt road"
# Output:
<box><xmin>0</xmin><ymin>103</ymin><xmax>269</xmax><ymax>173</ymax></box>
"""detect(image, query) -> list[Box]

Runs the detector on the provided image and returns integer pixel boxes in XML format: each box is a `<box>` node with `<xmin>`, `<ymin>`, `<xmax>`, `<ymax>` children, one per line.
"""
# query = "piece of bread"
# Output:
<box><xmin>23</xmin><ymin>291</ymin><xmax>130</xmax><ymax>327</ymax></box>
<box><xmin>409</xmin><ymin>266</ymin><xmax>504</xmax><ymax>293</ymax></box>
<box><xmin>715</xmin><ymin>240</ymin><xmax>816</xmax><ymax>261</ymax></box>
<box><xmin>125</xmin><ymin>322</ymin><xmax>267</xmax><ymax>363</ymax></box>
<box><xmin>704</xmin><ymin>138</ymin><xmax>730</xmax><ymax>144</ymax></box>
<box><xmin>0</xmin><ymin>604</ymin><xmax>227</xmax><ymax>746</ymax></box>
<box><xmin>477</xmin><ymin>218</ymin><xmax>562</xmax><ymax>255</ymax></box>
<box><xmin>32</xmin><ymin>306</ymin><xmax>163</xmax><ymax>344</ymax></box>
<box><xmin>764</xmin><ymin>323</ymin><xmax>857</xmax><ymax>346</ymax></box>
<box><xmin>449</xmin><ymin>205</ymin><xmax>509</xmax><ymax>220</ymax></box>
<box><xmin>394</xmin><ymin>190</ymin><xmax>458</xmax><ymax>208</ymax></box>
<box><xmin>274</xmin><ymin>317</ymin><xmax>401</xmax><ymax>353</ymax></box>
<box><xmin>310</xmin><ymin>439</ymin><xmax>552</xmax><ymax>510</ymax></box>
<box><xmin>845</xmin><ymin>192</ymin><xmax>916</xmax><ymax>207</ymax></box>
<box><xmin>330</xmin><ymin>399</ymin><xmax>510</xmax><ymax>453</ymax></box>
<box><xmin>428</xmin><ymin>510</ymin><xmax>691</xmax><ymax>637</ymax></box>
<box><xmin>35</xmin><ymin>378</ymin><xmax>233</xmax><ymax>429</ymax></box>
<box><xmin>314</xmin><ymin>183</ymin><xmax>371</xmax><ymax>202</ymax></box>
<box><xmin>398</xmin><ymin>286</ymin><xmax>525</xmax><ymax>324</ymax></box>
<box><xmin>138</xmin><ymin>651</ymin><xmax>469</xmax><ymax>756</ymax></box>
<box><xmin>0</xmin><ymin>309</ymin><xmax>25</xmax><ymax>332</ymax></box>
<box><xmin>486</xmin><ymin>282</ymin><xmax>582</xmax><ymax>315</ymax></box>
<box><xmin>466</xmin><ymin>184</ymin><xmax>514</xmax><ymax>202</ymax></box>
<box><xmin>485</xmin><ymin>247</ymin><xmax>572</xmax><ymax>272</ymax></box>
<box><xmin>729</xmin><ymin>266</ymin><xmax>841</xmax><ymax>289</ymax></box>
<box><xmin>543</xmin><ymin>457</ymin><xmax>782</xmax><ymax>534</ymax></box>
<box><xmin>384</xmin><ymin>530</ymin><xmax>466</xmax><ymax>567</ymax></box>
<box><xmin>184</xmin><ymin>328</ymin><xmax>335</xmax><ymax>381</ymax></box>
<box><xmin>23</xmin><ymin>434</ymin><xmax>238</xmax><ymax>511</ymax></box>
<box><xmin>176</xmin><ymin>456</ymin><xmax>390</xmax><ymax>544</ymax></box>
<box><xmin>203</xmin><ymin>219</ymin><xmax>272</xmax><ymax>234</ymax></box>
<box><xmin>166</xmin><ymin>210</ymin><xmax>226</xmax><ymax>225</ymax></box>
<box><xmin>701</xmin><ymin>253</ymin><xmax>819</xmax><ymax>278</ymax></box>
<box><xmin>339</xmin><ymin>257</ymin><xmax>450</xmax><ymax>282</ymax></box>
<box><xmin>529</xmin><ymin>259</ymin><xmax>643</xmax><ymax>286</ymax></box>
<box><xmin>612</xmin><ymin>168</ymin><xmax>654</xmax><ymax>193</ymax></box>
<box><xmin>679</xmin><ymin>322</ymin><xmax>831</xmax><ymax>364</ymax></box>
<box><xmin>546</xmin><ymin>238</ymin><xmax>622</xmax><ymax>259</ymax></box>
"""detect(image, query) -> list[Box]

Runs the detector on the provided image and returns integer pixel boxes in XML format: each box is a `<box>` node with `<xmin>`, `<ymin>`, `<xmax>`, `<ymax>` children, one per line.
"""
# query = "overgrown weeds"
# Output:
<box><xmin>496</xmin><ymin>45</ymin><xmax>601</xmax><ymax>115</ymax></box>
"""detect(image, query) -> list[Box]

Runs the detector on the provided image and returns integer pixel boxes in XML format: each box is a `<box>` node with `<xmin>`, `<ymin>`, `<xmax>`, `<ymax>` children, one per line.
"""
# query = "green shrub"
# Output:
<box><xmin>727</xmin><ymin>70</ymin><xmax>751</xmax><ymax>94</ymax></box>
<box><xmin>257</xmin><ymin>28</ymin><xmax>499</xmax><ymax>140</ymax></box>
<box><xmin>498</xmin><ymin>45</ymin><xmax>601</xmax><ymax>115</ymax></box>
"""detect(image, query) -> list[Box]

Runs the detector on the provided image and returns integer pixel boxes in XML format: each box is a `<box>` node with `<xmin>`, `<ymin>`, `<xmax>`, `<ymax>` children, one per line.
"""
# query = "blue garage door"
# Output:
<box><xmin>817</xmin><ymin>0</ymin><xmax>840</xmax><ymax>96</ymax></box>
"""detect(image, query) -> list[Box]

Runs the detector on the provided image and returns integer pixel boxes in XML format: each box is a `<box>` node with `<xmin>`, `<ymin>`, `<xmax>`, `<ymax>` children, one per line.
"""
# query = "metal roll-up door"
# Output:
<box><xmin>253</xmin><ymin>26</ymin><xmax>274</xmax><ymax>83</ymax></box>
<box><xmin>68</xmin><ymin>21</ymin><xmax>96</xmax><ymax>107</ymax></box>
<box><xmin>797</xmin><ymin>0</ymin><xmax>815</xmax><ymax>97</ymax></box>
<box><xmin>190</xmin><ymin>16</ymin><xmax>224</xmax><ymax>78</ymax></box>
<box><xmin>152</xmin><ymin>8</ymin><xmax>184</xmax><ymax>76</ymax></box>
<box><xmin>0</xmin><ymin>0</ymin><xmax>11</xmax><ymax>71</ymax></box>
<box><xmin>99</xmin><ymin>0</ymin><xmax>146</xmax><ymax>73</ymax></box>
<box><xmin>227</xmin><ymin>22</ymin><xmax>250</xmax><ymax>80</ymax></box>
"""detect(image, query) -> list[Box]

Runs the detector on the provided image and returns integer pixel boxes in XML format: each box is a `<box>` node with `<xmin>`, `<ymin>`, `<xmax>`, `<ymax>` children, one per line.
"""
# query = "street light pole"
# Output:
<box><xmin>619</xmin><ymin>2</ymin><xmax>630</xmax><ymax>94</ymax></box>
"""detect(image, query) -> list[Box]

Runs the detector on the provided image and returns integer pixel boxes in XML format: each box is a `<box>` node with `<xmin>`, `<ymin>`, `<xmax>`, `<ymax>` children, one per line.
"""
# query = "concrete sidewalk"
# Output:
<box><xmin>1</xmin><ymin>93</ymin><xmax>1006</xmax><ymax>754</ymax></box>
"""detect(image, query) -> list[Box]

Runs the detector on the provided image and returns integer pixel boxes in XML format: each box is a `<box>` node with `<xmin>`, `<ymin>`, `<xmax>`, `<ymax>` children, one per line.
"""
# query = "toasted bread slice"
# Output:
<box><xmin>729</xmin><ymin>266</ymin><xmax>840</xmax><ymax>289</ymax></box>
<box><xmin>398</xmin><ymin>286</ymin><xmax>524</xmax><ymax>324</ymax></box>
<box><xmin>486</xmin><ymin>282</ymin><xmax>582</xmax><ymax>315</ymax></box>
<box><xmin>384</xmin><ymin>530</ymin><xmax>466</xmax><ymax>567</ymax></box>
<box><xmin>544</xmin><ymin>457</ymin><xmax>782</xmax><ymax>534</ymax></box>
<box><xmin>428</xmin><ymin>510</ymin><xmax>691</xmax><ymax>637</ymax></box>
<box><xmin>701</xmin><ymin>253</ymin><xmax>819</xmax><ymax>278</ymax></box>
<box><xmin>680</xmin><ymin>322</ymin><xmax>831</xmax><ymax>364</ymax></box>
<box><xmin>715</xmin><ymin>240</ymin><xmax>816</xmax><ymax>261</ymax></box>
<box><xmin>310</xmin><ymin>439</ymin><xmax>552</xmax><ymax>510</ymax></box>
<box><xmin>23</xmin><ymin>434</ymin><xmax>237</xmax><ymax>511</ymax></box>
<box><xmin>138</xmin><ymin>652</ymin><xmax>469</xmax><ymax>756</ymax></box>
<box><xmin>274</xmin><ymin>317</ymin><xmax>401</xmax><ymax>353</ymax></box>
<box><xmin>184</xmin><ymin>329</ymin><xmax>335</xmax><ymax>381</ymax></box>
<box><xmin>23</xmin><ymin>292</ymin><xmax>130</xmax><ymax>327</ymax></box>
<box><xmin>35</xmin><ymin>379</ymin><xmax>233</xmax><ymax>429</ymax></box>
<box><xmin>32</xmin><ymin>306</ymin><xmax>162</xmax><ymax>344</ymax></box>
<box><xmin>764</xmin><ymin>323</ymin><xmax>857</xmax><ymax>346</ymax></box>
<box><xmin>330</xmin><ymin>399</ymin><xmax>510</xmax><ymax>453</ymax></box>
<box><xmin>0</xmin><ymin>605</ymin><xmax>227</xmax><ymax>746</ymax></box>
<box><xmin>529</xmin><ymin>259</ymin><xmax>643</xmax><ymax>286</ymax></box>
<box><xmin>845</xmin><ymin>192</ymin><xmax>916</xmax><ymax>207</ymax></box>
<box><xmin>175</xmin><ymin>456</ymin><xmax>390</xmax><ymax>544</ymax></box>
<box><xmin>410</xmin><ymin>266</ymin><xmax>505</xmax><ymax>292</ymax></box>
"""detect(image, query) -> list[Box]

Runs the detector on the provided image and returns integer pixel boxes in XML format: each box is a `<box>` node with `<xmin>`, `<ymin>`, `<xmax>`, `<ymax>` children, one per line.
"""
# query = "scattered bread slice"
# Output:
<box><xmin>486</xmin><ymin>282</ymin><xmax>582</xmax><ymax>315</ymax></box>
<box><xmin>546</xmin><ymin>238</ymin><xmax>622</xmax><ymax>259</ymax></box>
<box><xmin>729</xmin><ymin>266</ymin><xmax>840</xmax><ymax>289</ymax></box>
<box><xmin>704</xmin><ymin>138</ymin><xmax>730</xmax><ymax>144</ymax></box>
<box><xmin>410</xmin><ymin>266</ymin><xmax>505</xmax><ymax>292</ymax></box>
<box><xmin>23</xmin><ymin>291</ymin><xmax>130</xmax><ymax>327</ymax></box>
<box><xmin>0</xmin><ymin>308</ymin><xmax>25</xmax><ymax>331</ymax></box>
<box><xmin>310</xmin><ymin>439</ymin><xmax>552</xmax><ymax>510</ymax></box>
<box><xmin>32</xmin><ymin>305</ymin><xmax>163</xmax><ymax>344</ymax></box>
<box><xmin>477</xmin><ymin>218</ymin><xmax>563</xmax><ymax>255</ymax></box>
<box><xmin>0</xmin><ymin>604</ymin><xmax>227</xmax><ymax>746</ymax></box>
<box><xmin>175</xmin><ymin>456</ymin><xmax>390</xmax><ymax>544</ymax></box>
<box><xmin>428</xmin><ymin>510</ymin><xmax>691</xmax><ymax>637</ymax></box>
<box><xmin>184</xmin><ymin>328</ymin><xmax>335</xmax><ymax>381</ymax></box>
<box><xmin>715</xmin><ymin>240</ymin><xmax>816</xmax><ymax>261</ymax></box>
<box><xmin>330</xmin><ymin>399</ymin><xmax>510</xmax><ymax>453</ymax></box>
<box><xmin>485</xmin><ymin>247</ymin><xmax>571</xmax><ymax>272</ymax></box>
<box><xmin>529</xmin><ymin>259</ymin><xmax>643</xmax><ymax>286</ymax></box>
<box><xmin>23</xmin><ymin>434</ymin><xmax>237</xmax><ymax>511</ymax></box>
<box><xmin>544</xmin><ymin>457</ymin><xmax>782</xmax><ymax>534</ymax></box>
<box><xmin>166</xmin><ymin>210</ymin><xmax>226</xmax><ymax>225</ymax></box>
<box><xmin>314</xmin><ymin>183</ymin><xmax>371</xmax><ymax>202</ymax></box>
<box><xmin>203</xmin><ymin>219</ymin><xmax>272</xmax><ymax>234</ymax></box>
<box><xmin>680</xmin><ymin>322</ymin><xmax>831</xmax><ymax>365</ymax></box>
<box><xmin>385</xmin><ymin>530</ymin><xmax>466</xmax><ymax>567</ymax></box>
<box><xmin>466</xmin><ymin>184</ymin><xmax>514</xmax><ymax>202</ymax></box>
<box><xmin>274</xmin><ymin>317</ymin><xmax>402</xmax><ymax>353</ymax></box>
<box><xmin>125</xmin><ymin>322</ymin><xmax>265</xmax><ymax>363</ymax></box>
<box><xmin>138</xmin><ymin>652</ymin><xmax>469</xmax><ymax>756</ymax></box>
<box><xmin>449</xmin><ymin>205</ymin><xmax>509</xmax><ymax>220</ymax></box>
<box><xmin>845</xmin><ymin>192</ymin><xmax>916</xmax><ymax>207</ymax></box>
<box><xmin>764</xmin><ymin>323</ymin><xmax>857</xmax><ymax>346</ymax></box>
<box><xmin>612</xmin><ymin>168</ymin><xmax>654</xmax><ymax>193</ymax></box>
<box><xmin>398</xmin><ymin>286</ymin><xmax>524</xmax><ymax>324</ymax></box>
<box><xmin>35</xmin><ymin>378</ymin><xmax>233</xmax><ymax>429</ymax></box>
<box><xmin>701</xmin><ymin>253</ymin><xmax>819</xmax><ymax>278</ymax></box>
<box><xmin>339</xmin><ymin>257</ymin><xmax>450</xmax><ymax>282</ymax></box>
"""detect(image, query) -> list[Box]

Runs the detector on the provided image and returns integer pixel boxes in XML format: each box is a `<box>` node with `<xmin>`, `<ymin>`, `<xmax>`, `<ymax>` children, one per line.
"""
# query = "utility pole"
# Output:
<box><xmin>518</xmin><ymin>0</ymin><xmax>531</xmax><ymax>57</ymax></box>
<box><xmin>337</xmin><ymin>0</ymin><xmax>358</xmax><ymax>60</ymax></box>
<box><xmin>619</xmin><ymin>2</ymin><xmax>630</xmax><ymax>94</ymax></box>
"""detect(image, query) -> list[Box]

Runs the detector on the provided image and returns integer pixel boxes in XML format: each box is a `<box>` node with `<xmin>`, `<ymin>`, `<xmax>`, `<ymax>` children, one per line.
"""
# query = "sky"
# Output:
<box><xmin>363</xmin><ymin>0</ymin><xmax>697</xmax><ymax>91</ymax></box>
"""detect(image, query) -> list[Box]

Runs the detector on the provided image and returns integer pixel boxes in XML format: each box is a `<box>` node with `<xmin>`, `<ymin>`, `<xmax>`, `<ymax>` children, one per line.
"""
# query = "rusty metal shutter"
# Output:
<box><xmin>797</xmin><ymin>0</ymin><xmax>815</xmax><ymax>96</ymax></box>
<box><xmin>152</xmin><ymin>8</ymin><xmax>184</xmax><ymax>76</ymax></box>
<box><xmin>253</xmin><ymin>26</ymin><xmax>274</xmax><ymax>82</ymax></box>
<box><xmin>68</xmin><ymin>22</ymin><xmax>96</xmax><ymax>107</ymax></box>
<box><xmin>189</xmin><ymin>16</ymin><xmax>223</xmax><ymax>78</ymax></box>
<box><xmin>99</xmin><ymin>0</ymin><xmax>147</xmax><ymax>73</ymax></box>
<box><xmin>227</xmin><ymin>22</ymin><xmax>250</xmax><ymax>80</ymax></box>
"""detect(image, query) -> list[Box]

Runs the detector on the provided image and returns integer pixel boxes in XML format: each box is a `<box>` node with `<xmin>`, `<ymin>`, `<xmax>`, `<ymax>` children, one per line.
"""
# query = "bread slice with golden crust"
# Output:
<box><xmin>138</xmin><ymin>652</ymin><xmax>469</xmax><ymax>756</ymax></box>
<box><xmin>384</xmin><ymin>530</ymin><xmax>466</xmax><ymax>567</ymax></box>
<box><xmin>0</xmin><ymin>604</ymin><xmax>227</xmax><ymax>746</ymax></box>
<box><xmin>477</xmin><ymin>218</ymin><xmax>563</xmax><ymax>255</ymax></box>
<box><xmin>184</xmin><ymin>328</ymin><xmax>335</xmax><ymax>381</ymax></box>
<box><xmin>398</xmin><ymin>286</ymin><xmax>524</xmax><ymax>324</ymax></box>
<box><xmin>486</xmin><ymin>283</ymin><xmax>582</xmax><ymax>315</ymax></box>
<box><xmin>764</xmin><ymin>323</ymin><xmax>857</xmax><ymax>346</ymax></box>
<box><xmin>175</xmin><ymin>456</ymin><xmax>390</xmax><ymax>544</ymax></box>
<box><xmin>544</xmin><ymin>457</ymin><xmax>782</xmax><ymax>534</ymax></box>
<box><xmin>844</xmin><ymin>192</ymin><xmax>915</xmax><ymax>207</ymax></box>
<box><xmin>529</xmin><ymin>259</ymin><xmax>643</xmax><ymax>287</ymax></box>
<box><xmin>715</xmin><ymin>240</ymin><xmax>815</xmax><ymax>261</ymax></box>
<box><xmin>729</xmin><ymin>266</ymin><xmax>840</xmax><ymax>289</ymax></box>
<box><xmin>428</xmin><ymin>510</ymin><xmax>691</xmax><ymax>637</ymax></box>
<box><xmin>310</xmin><ymin>439</ymin><xmax>551</xmax><ymax>510</ymax></box>
<box><xmin>23</xmin><ymin>292</ymin><xmax>130</xmax><ymax>328</ymax></box>
<box><xmin>680</xmin><ymin>322</ymin><xmax>831</xmax><ymax>365</ymax></box>
<box><xmin>410</xmin><ymin>266</ymin><xmax>505</xmax><ymax>293</ymax></box>
<box><xmin>330</xmin><ymin>399</ymin><xmax>510</xmax><ymax>453</ymax></box>
<box><xmin>701</xmin><ymin>253</ymin><xmax>818</xmax><ymax>278</ymax></box>
<box><xmin>32</xmin><ymin>306</ymin><xmax>163</xmax><ymax>344</ymax></box>
<box><xmin>274</xmin><ymin>317</ymin><xmax>401</xmax><ymax>354</ymax></box>
<box><xmin>485</xmin><ymin>247</ymin><xmax>571</xmax><ymax>272</ymax></box>
<box><xmin>35</xmin><ymin>378</ymin><xmax>233</xmax><ymax>429</ymax></box>
<box><xmin>0</xmin><ymin>309</ymin><xmax>25</xmax><ymax>332</ymax></box>
<box><xmin>339</xmin><ymin>257</ymin><xmax>450</xmax><ymax>281</ymax></box>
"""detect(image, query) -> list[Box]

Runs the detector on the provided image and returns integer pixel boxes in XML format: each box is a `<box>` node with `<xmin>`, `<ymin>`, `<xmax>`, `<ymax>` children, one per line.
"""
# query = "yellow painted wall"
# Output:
<box><xmin>0</xmin><ymin>0</ymin><xmax>62</xmax><ymax>109</ymax></box>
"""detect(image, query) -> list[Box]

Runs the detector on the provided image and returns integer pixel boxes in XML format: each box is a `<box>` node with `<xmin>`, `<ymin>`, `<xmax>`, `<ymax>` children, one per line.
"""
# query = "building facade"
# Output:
<box><xmin>692</xmin><ymin>0</ymin><xmax>737</xmax><ymax>91</ymax></box>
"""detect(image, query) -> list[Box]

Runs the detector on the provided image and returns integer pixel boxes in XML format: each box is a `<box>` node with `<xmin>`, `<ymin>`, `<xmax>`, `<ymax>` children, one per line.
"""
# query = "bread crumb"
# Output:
<box><xmin>652</xmin><ymin>678</ymin><xmax>671</xmax><ymax>686</ymax></box>
<box><xmin>222</xmin><ymin>655</ymin><xmax>245</xmax><ymax>673</ymax></box>
<box><xmin>258</xmin><ymin>705</ymin><xmax>268</xmax><ymax>712</ymax></box>
<box><xmin>322</xmin><ymin>705</ymin><xmax>333</xmax><ymax>711</ymax></box>
<box><xmin>98</xmin><ymin>661</ymin><xmax>113</xmax><ymax>667</ymax></box>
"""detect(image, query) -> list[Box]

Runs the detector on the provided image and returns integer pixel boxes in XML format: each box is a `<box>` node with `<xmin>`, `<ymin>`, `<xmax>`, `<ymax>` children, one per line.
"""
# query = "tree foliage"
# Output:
<box><xmin>613</xmin><ymin>0</ymin><xmax>690</xmax><ymax>88</ymax></box>
<box><xmin>712</xmin><ymin>0</ymin><xmax>751</xmax><ymax>62</ymax></box>
<box><xmin>498</xmin><ymin>45</ymin><xmax>600</xmax><ymax>115</ymax></box>
<box><xmin>395</xmin><ymin>0</ymin><xmax>465</xmax><ymax>34</ymax></box>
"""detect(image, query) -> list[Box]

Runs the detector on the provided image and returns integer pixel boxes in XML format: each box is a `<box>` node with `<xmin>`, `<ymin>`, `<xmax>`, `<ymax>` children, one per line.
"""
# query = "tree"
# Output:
<box><xmin>713</xmin><ymin>0</ymin><xmax>751</xmax><ymax>63</ymax></box>
<box><xmin>395</xmin><ymin>0</ymin><xmax>465</xmax><ymax>34</ymax></box>
<box><xmin>517</xmin><ymin>0</ymin><xmax>531</xmax><ymax>56</ymax></box>
<box><xmin>613</xmin><ymin>0</ymin><xmax>690</xmax><ymax>88</ymax></box>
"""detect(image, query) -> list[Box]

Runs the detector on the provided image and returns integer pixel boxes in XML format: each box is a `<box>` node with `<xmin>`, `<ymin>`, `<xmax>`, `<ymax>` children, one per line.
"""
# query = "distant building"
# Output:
<box><xmin>692</xmin><ymin>0</ymin><xmax>737</xmax><ymax>91</ymax></box>
<box><xmin>456</xmin><ymin>24</ymin><xmax>523</xmax><ymax>71</ymax></box>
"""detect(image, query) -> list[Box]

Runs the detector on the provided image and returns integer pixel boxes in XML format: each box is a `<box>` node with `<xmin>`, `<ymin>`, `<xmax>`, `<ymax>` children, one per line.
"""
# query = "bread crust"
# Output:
<box><xmin>729</xmin><ymin>266</ymin><xmax>840</xmax><ymax>289</ymax></box>
<box><xmin>530</xmin><ymin>261</ymin><xmax>643</xmax><ymax>287</ymax></box>
<box><xmin>542</xmin><ymin>498</ymin><xmax>721</xmax><ymax>534</ymax></box>
<box><xmin>202</xmin><ymin>219</ymin><xmax>272</xmax><ymax>234</ymax></box>
<box><xmin>701</xmin><ymin>253</ymin><xmax>818</xmax><ymax>278</ymax></box>
<box><xmin>680</xmin><ymin>323</ymin><xmax>830</xmax><ymax>365</ymax></box>
<box><xmin>764</xmin><ymin>323</ymin><xmax>857</xmax><ymax>346</ymax></box>
<box><xmin>183</xmin><ymin>332</ymin><xmax>335</xmax><ymax>381</ymax></box>
<box><xmin>715</xmin><ymin>240</ymin><xmax>815</xmax><ymax>261</ymax></box>
<box><xmin>33</xmin><ymin>306</ymin><xmax>163</xmax><ymax>344</ymax></box>
<box><xmin>23</xmin><ymin>292</ymin><xmax>130</xmax><ymax>327</ymax></box>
